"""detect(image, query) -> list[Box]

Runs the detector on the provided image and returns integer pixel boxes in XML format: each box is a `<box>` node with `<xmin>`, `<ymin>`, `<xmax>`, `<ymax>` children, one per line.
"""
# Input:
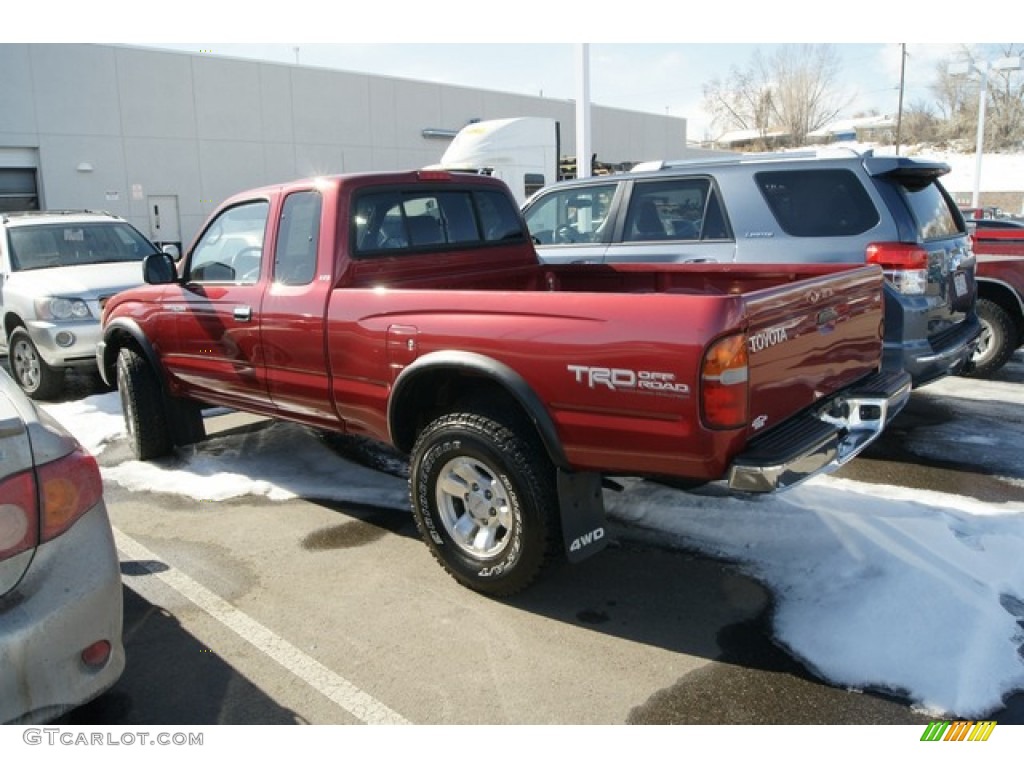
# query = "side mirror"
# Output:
<box><xmin>143</xmin><ymin>251</ymin><xmax>178</xmax><ymax>285</ymax></box>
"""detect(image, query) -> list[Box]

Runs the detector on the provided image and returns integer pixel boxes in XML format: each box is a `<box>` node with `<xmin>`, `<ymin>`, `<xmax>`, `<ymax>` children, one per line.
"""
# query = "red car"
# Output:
<box><xmin>966</xmin><ymin>220</ymin><xmax>1024</xmax><ymax>376</ymax></box>
<box><xmin>97</xmin><ymin>171</ymin><xmax>909</xmax><ymax>595</ymax></box>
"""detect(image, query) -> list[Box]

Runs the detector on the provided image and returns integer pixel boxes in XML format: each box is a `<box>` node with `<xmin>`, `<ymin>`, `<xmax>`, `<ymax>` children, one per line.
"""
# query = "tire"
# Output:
<box><xmin>409</xmin><ymin>411</ymin><xmax>560</xmax><ymax>596</ymax></box>
<box><xmin>8</xmin><ymin>327</ymin><xmax>65</xmax><ymax>400</ymax></box>
<box><xmin>965</xmin><ymin>298</ymin><xmax>1016</xmax><ymax>379</ymax></box>
<box><xmin>116</xmin><ymin>346</ymin><xmax>173</xmax><ymax>460</ymax></box>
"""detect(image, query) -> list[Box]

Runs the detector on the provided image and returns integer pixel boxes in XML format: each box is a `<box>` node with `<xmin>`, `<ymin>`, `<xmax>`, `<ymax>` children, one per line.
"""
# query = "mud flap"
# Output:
<box><xmin>557</xmin><ymin>469</ymin><xmax>608</xmax><ymax>563</ymax></box>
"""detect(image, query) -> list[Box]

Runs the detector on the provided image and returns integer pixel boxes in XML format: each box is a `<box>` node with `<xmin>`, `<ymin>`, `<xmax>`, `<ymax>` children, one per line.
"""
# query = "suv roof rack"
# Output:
<box><xmin>630</xmin><ymin>146</ymin><xmax>871</xmax><ymax>174</ymax></box>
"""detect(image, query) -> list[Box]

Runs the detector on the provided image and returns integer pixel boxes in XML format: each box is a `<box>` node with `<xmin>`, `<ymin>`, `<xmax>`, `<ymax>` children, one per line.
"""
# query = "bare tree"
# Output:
<box><xmin>931</xmin><ymin>46</ymin><xmax>985</xmax><ymax>144</ymax></box>
<box><xmin>702</xmin><ymin>51</ymin><xmax>776</xmax><ymax>140</ymax></box>
<box><xmin>932</xmin><ymin>44</ymin><xmax>1024</xmax><ymax>149</ymax></box>
<box><xmin>702</xmin><ymin>45</ymin><xmax>848</xmax><ymax>146</ymax></box>
<box><xmin>768</xmin><ymin>45</ymin><xmax>848</xmax><ymax>145</ymax></box>
<box><xmin>983</xmin><ymin>44</ymin><xmax>1024</xmax><ymax>150</ymax></box>
<box><xmin>899</xmin><ymin>100</ymin><xmax>941</xmax><ymax>145</ymax></box>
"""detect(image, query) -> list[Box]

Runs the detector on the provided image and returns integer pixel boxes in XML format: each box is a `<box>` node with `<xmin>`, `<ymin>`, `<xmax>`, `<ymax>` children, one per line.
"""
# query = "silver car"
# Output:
<box><xmin>0</xmin><ymin>210</ymin><xmax>155</xmax><ymax>399</ymax></box>
<box><xmin>0</xmin><ymin>367</ymin><xmax>125</xmax><ymax>724</ymax></box>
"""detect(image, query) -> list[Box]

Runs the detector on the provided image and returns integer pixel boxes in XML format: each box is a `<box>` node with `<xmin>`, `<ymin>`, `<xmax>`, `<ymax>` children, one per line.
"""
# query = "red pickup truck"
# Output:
<box><xmin>98</xmin><ymin>171</ymin><xmax>910</xmax><ymax>595</ymax></box>
<box><xmin>965</xmin><ymin>222</ymin><xmax>1024</xmax><ymax>376</ymax></box>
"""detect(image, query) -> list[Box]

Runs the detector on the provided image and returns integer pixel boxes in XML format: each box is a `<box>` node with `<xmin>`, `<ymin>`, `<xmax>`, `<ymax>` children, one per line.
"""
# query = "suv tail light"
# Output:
<box><xmin>866</xmin><ymin>242</ymin><xmax>928</xmax><ymax>295</ymax></box>
<box><xmin>701</xmin><ymin>334</ymin><xmax>749</xmax><ymax>429</ymax></box>
<box><xmin>0</xmin><ymin>448</ymin><xmax>102</xmax><ymax>563</ymax></box>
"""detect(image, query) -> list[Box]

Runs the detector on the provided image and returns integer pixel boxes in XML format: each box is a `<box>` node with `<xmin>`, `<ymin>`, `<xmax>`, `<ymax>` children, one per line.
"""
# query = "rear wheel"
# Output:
<box><xmin>117</xmin><ymin>346</ymin><xmax>173</xmax><ymax>459</ymax></box>
<box><xmin>8</xmin><ymin>327</ymin><xmax>64</xmax><ymax>400</ymax></box>
<box><xmin>965</xmin><ymin>298</ymin><xmax>1016</xmax><ymax>378</ymax></box>
<box><xmin>409</xmin><ymin>411</ymin><xmax>560</xmax><ymax>596</ymax></box>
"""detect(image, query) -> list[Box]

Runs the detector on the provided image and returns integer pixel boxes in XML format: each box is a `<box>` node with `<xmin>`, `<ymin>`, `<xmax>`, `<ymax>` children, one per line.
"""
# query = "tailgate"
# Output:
<box><xmin>724</xmin><ymin>263</ymin><xmax>912</xmax><ymax>492</ymax></box>
<box><xmin>741</xmin><ymin>264</ymin><xmax>885</xmax><ymax>439</ymax></box>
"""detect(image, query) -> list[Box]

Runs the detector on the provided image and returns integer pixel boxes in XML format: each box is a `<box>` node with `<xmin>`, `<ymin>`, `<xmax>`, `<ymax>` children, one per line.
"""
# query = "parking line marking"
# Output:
<box><xmin>113</xmin><ymin>527</ymin><xmax>411</xmax><ymax>725</ymax></box>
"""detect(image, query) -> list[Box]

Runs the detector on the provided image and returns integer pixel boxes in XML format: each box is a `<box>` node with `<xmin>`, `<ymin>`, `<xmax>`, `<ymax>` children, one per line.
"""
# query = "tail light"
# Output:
<box><xmin>417</xmin><ymin>170</ymin><xmax>453</xmax><ymax>181</ymax></box>
<box><xmin>0</xmin><ymin>471</ymin><xmax>38</xmax><ymax>562</ymax></box>
<box><xmin>866</xmin><ymin>242</ymin><xmax>928</xmax><ymax>295</ymax></box>
<box><xmin>0</xmin><ymin>448</ymin><xmax>102</xmax><ymax>563</ymax></box>
<box><xmin>702</xmin><ymin>334</ymin><xmax>749</xmax><ymax>430</ymax></box>
<box><xmin>39</xmin><ymin>448</ymin><xmax>103</xmax><ymax>542</ymax></box>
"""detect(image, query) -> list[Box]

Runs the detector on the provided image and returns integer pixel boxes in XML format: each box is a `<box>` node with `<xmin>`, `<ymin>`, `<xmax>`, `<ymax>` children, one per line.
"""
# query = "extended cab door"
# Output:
<box><xmin>166</xmin><ymin>199</ymin><xmax>271</xmax><ymax>408</ymax></box>
<box><xmin>259</xmin><ymin>187</ymin><xmax>338</xmax><ymax>424</ymax></box>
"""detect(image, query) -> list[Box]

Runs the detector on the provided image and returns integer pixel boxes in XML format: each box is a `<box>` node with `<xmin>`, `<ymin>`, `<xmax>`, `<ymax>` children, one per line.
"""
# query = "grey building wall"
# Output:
<box><xmin>0</xmin><ymin>43</ymin><xmax>688</xmax><ymax>247</ymax></box>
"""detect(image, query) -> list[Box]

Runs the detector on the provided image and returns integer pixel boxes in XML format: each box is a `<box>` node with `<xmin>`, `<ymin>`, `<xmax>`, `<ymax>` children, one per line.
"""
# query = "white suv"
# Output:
<box><xmin>0</xmin><ymin>210</ymin><xmax>156</xmax><ymax>399</ymax></box>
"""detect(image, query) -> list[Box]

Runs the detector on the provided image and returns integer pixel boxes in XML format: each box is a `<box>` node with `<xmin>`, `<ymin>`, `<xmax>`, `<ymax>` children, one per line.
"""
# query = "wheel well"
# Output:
<box><xmin>390</xmin><ymin>368</ymin><xmax>556</xmax><ymax>463</ymax></box>
<box><xmin>4</xmin><ymin>313</ymin><xmax>25</xmax><ymax>340</ymax></box>
<box><xmin>100</xmin><ymin>329</ymin><xmax>149</xmax><ymax>385</ymax></box>
<box><xmin>977</xmin><ymin>281</ymin><xmax>1024</xmax><ymax>341</ymax></box>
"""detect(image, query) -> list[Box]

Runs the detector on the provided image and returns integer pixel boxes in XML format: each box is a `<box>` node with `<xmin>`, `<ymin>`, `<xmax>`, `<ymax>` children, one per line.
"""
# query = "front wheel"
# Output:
<box><xmin>409</xmin><ymin>411</ymin><xmax>560</xmax><ymax>596</ymax></box>
<box><xmin>117</xmin><ymin>346</ymin><xmax>173</xmax><ymax>460</ymax></box>
<box><xmin>8</xmin><ymin>328</ymin><xmax>64</xmax><ymax>400</ymax></box>
<box><xmin>964</xmin><ymin>298</ymin><xmax>1016</xmax><ymax>378</ymax></box>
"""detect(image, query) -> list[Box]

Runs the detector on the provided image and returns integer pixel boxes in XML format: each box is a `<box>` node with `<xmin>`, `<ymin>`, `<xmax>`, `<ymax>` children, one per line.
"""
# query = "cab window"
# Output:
<box><xmin>274</xmin><ymin>191</ymin><xmax>321</xmax><ymax>286</ymax></box>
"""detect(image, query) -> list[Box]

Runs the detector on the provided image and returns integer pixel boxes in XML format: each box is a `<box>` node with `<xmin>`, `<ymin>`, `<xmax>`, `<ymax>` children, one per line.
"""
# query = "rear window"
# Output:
<box><xmin>353</xmin><ymin>188</ymin><xmax>524</xmax><ymax>256</ymax></box>
<box><xmin>899</xmin><ymin>179</ymin><xmax>961</xmax><ymax>240</ymax></box>
<box><xmin>756</xmin><ymin>169</ymin><xmax>879</xmax><ymax>237</ymax></box>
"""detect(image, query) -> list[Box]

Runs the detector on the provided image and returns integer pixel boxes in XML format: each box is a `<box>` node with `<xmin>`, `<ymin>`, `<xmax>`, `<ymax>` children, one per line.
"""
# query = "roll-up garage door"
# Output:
<box><xmin>0</xmin><ymin>168</ymin><xmax>38</xmax><ymax>213</ymax></box>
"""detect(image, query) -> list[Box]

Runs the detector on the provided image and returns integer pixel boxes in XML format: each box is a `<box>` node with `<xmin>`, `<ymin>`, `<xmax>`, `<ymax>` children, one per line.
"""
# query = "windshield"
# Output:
<box><xmin>7</xmin><ymin>221</ymin><xmax>154</xmax><ymax>271</ymax></box>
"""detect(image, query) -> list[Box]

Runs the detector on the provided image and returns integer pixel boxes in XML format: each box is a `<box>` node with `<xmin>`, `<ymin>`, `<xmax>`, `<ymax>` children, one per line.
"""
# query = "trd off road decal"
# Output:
<box><xmin>567</xmin><ymin>365</ymin><xmax>689</xmax><ymax>397</ymax></box>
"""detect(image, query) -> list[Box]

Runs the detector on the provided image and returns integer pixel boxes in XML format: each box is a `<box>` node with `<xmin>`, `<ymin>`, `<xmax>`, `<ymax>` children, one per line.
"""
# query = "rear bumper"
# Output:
<box><xmin>883</xmin><ymin>311</ymin><xmax>983</xmax><ymax>388</ymax></box>
<box><xmin>0</xmin><ymin>503</ymin><xmax>125</xmax><ymax>725</ymax></box>
<box><xmin>727</xmin><ymin>369</ymin><xmax>912</xmax><ymax>494</ymax></box>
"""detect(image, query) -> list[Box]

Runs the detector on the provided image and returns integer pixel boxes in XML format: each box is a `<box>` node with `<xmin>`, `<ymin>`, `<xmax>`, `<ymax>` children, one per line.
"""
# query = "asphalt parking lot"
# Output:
<box><xmin>6</xmin><ymin>356</ymin><xmax>1024</xmax><ymax>726</ymax></box>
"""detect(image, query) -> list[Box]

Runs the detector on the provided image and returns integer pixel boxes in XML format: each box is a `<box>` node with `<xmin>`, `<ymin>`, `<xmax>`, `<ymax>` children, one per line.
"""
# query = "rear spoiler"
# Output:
<box><xmin>863</xmin><ymin>155</ymin><xmax>950</xmax><ymax>180</ymax></box>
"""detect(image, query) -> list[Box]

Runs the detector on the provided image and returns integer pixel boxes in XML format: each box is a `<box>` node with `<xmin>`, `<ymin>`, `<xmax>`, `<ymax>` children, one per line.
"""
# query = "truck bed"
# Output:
<box><xmin>328</xmin><ymin>260</ymin><xmax>886</xmax><ymax>481</ymax></box>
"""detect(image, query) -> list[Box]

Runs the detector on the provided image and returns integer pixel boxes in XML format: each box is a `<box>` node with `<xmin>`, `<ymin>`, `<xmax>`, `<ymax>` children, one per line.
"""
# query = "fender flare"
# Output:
<box><xmin>98</xmin><ymin>318</ymin><xmax>168</xmax><ymax>393</ymax></box>
<box><xmin>388</xmin><ymin>349</ymin><xmax>569</xmax><ymax>470</ymax></box>
<box><xmin>390</xmin><ymin>350</ymin><xmax>608</xmax><ymax>564</ymax></box>
<box><xmin>976</xmin><ymin>276</ymin><xmax>1024</xmax><ymax>318</ymax></box>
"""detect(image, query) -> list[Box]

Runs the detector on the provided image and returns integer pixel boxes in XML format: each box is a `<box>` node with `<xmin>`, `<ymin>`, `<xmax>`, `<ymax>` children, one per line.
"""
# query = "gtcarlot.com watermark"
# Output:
<box><xmin>23</xmin><ymin>728</ymin><xmax>203</xmax><ymax>747</ymax></box>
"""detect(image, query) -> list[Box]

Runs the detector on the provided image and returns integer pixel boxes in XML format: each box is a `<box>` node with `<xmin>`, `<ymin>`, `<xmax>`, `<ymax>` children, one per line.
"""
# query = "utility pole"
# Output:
<box><xmin>895</xmin><ymin>44</ymin><xmax>906</xmax><ymax>155</ymax></box>
<box><xmin>576</xmin><ymin>44</ymin><xmax>592</xmax><ymax>179</ymax></box>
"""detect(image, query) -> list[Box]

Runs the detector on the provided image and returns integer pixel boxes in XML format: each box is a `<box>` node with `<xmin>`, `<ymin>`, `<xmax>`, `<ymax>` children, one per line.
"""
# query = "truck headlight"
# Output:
<box><xmin>34</xmin><ymin>297</ymin><xmax>93</xmax><ymax>321</ymax></box>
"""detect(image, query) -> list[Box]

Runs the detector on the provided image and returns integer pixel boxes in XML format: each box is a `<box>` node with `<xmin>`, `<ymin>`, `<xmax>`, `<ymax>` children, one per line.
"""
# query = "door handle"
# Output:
<box><xmin>233</xmin><ymin>306</ymin><xmax>253</xmax><ymax>322</ymax></box>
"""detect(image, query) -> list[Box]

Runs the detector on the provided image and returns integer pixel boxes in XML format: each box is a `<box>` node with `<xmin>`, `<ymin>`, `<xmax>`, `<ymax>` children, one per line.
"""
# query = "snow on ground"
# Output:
<box><xmin>39</xmin><ymin>351</ymin><xmax>1024</xmax><ymax>719</ymax></box>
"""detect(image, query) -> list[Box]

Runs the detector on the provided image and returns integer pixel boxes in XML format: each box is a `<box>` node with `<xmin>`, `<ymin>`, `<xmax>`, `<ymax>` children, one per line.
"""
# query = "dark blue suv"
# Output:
<box><xmin>523</xmin><ymin>148</ymin><xmax>980</xmax><ymax>387</ymax></box>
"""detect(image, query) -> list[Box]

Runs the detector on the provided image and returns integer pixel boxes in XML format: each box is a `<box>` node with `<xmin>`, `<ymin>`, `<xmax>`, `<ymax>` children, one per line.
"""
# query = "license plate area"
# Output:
<box><xmin>953</xmin><ymin>271</ymin><xmax>968</xmax><ymax>297</ymax></box>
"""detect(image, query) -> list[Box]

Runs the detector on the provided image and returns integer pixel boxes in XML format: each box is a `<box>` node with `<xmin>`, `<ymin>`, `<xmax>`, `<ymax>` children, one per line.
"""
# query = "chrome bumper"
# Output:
<box><xmin>727</xmin><ymin>370</ymin><xmax>912</xmax><ymax>494</ymax></box>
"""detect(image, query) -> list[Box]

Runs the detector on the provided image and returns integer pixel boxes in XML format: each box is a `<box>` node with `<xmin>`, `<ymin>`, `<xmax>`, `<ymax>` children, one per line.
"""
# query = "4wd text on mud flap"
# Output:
<box><xmin>569</xmin><ymin>527</ymin><xmax>605</xmax><ymax>553</ymax></box>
